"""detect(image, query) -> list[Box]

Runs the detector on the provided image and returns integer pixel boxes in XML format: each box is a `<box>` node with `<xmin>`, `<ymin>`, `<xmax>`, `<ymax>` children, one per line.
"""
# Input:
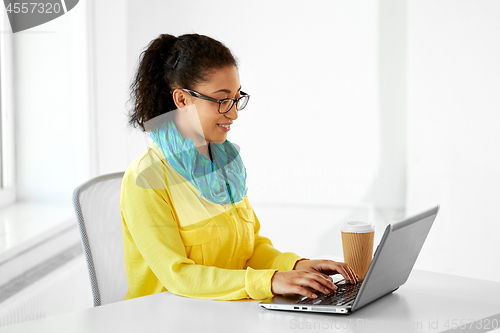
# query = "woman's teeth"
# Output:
<box><xmin>218</xmin><ymin>124</ymin><xmax>230</xmax><ymax>132</ymax></box>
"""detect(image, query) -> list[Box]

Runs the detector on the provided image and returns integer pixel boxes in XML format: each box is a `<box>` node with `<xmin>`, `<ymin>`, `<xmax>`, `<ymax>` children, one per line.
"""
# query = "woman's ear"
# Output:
<box><xmin>172</xmin><ymin>89</ymin><xmax>191</xmax><ymax>110</ymax></box>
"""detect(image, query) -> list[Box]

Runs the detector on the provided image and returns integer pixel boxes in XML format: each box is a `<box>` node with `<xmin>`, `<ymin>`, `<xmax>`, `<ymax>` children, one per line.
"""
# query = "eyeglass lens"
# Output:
<box><xmin>220</xmin><ymin>95</ymin><xmax>249</xmax><ymax>113</ymax></box>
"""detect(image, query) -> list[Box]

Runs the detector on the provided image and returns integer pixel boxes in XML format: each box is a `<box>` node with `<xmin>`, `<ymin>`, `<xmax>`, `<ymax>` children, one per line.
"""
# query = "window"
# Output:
<box><xmin>0</xmin><ymin>12</ymin><xmax>15</xmax><ymax>209</ymax></box>
<box><xmin>1</xmin><ymin>72</ymin><xmax>3</xmax><ymax>187</ymax></box>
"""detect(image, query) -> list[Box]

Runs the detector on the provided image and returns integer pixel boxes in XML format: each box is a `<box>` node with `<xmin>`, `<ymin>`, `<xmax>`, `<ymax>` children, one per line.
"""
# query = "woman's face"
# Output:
<box><xmin>173</xmin><ymin>66</ymin><xmax>241</xmax><ymax>146</ymax></box>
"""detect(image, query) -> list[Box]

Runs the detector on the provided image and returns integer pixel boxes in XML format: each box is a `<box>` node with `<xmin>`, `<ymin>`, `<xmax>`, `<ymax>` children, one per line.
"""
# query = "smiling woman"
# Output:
<box><xmin>121</xmin><ymin>33</ymin><xmax>358</xmax><ymax>302</ymax></box>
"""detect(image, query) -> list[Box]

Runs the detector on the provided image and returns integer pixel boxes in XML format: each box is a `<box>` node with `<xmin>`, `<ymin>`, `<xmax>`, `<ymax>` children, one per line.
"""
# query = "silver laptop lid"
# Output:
<box><xmin>352</xmin><ymin>205</ymin><xmax>440</xmax><ymax>312</ymax></box>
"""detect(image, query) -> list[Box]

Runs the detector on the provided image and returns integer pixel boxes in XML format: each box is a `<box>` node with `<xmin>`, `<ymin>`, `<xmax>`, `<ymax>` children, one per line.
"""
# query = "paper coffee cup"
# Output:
<box><xmin>341</xmin><ymin>221</ymin><xmax>375</xmax><ymax>279</ymax></box>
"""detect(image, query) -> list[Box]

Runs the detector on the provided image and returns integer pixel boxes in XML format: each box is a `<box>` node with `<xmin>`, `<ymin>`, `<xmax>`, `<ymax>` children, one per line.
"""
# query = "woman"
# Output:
<box><xmin>121</xmin><ymin>33</ymin><xmax>358</xmax><ymax>301</ymax></box>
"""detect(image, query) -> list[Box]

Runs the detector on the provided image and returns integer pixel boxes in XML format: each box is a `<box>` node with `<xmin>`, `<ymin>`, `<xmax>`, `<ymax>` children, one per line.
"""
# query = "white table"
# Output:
<box><xmin>1</xmin><ymin>270</ymin><xmax>499</xmax><ymax>333</ymax></box>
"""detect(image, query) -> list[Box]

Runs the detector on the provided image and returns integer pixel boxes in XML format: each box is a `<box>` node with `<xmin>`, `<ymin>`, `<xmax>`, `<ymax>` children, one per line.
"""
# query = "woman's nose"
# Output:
<box><xmin>224</xmin><ymin>103</ymin><xmax>239</xmax><ymax>120</ymax></box>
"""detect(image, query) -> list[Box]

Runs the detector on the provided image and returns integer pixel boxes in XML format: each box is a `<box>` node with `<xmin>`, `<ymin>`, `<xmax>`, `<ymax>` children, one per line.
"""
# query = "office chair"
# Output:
<box><xmin>73</xmin><ymin>172</ymin><xmax>128</xmax><ymax>307</ymax></box>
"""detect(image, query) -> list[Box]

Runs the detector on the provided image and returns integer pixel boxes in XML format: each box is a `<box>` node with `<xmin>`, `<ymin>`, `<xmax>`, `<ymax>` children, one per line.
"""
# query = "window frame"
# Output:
<box><xmin>0</xmin><ymin>12</ymin><xmax>16</xmax><ymax>209</ymax></box>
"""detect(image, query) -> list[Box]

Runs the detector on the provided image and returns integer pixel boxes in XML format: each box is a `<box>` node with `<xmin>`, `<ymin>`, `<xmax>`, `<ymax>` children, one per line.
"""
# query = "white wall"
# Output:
<box><xmin>0</xmin><ymin>9</ymin><xmax>16</xmax><ymax>209</ymax></box>
<box><xmin>13</xmin><ymin>2</ymin><xmax>90</xmax><ymax>205</ymax></box>
<box><xmin>13</xmin><ymin>0</ymin><xmax>138</xmax><ymax>204</ymax></box>
<box><xmin>126</xmin><ymin>0</ymin><xmax>384</xmax><ymax>208</ymax></box>
<box><xmin>89</xmin><ymin>0</ymin><xmax>132</xmax><ymax>176</ymax></box>
<box><xmin>122</xmin><ymin>0</ymin><xmax>407</xmax><ymax>258</ymax></box>
<box><xmin>14</xmin><ymin>0</ymin><xmax>499</xmax><ymax>283</ymax></box>
<box><xmin>407</xmin><ymin>0</ymin><xmax>500</xmax><ymax>282</ymax></box>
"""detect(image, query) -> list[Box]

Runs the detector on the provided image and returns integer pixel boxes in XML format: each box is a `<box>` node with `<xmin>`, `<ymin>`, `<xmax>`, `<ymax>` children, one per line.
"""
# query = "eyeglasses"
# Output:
<box><xmin>178</xmin><ymin>88</ymin><xmax>250</xmax><ymax>114</ymax></box>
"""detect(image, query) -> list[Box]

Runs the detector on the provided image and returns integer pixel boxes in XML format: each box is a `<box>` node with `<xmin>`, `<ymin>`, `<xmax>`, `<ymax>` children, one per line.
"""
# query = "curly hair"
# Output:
<box><xmin>128</xmin><ymin>33</ymin><xmax>238</xmax><ymax>131</ymax></box>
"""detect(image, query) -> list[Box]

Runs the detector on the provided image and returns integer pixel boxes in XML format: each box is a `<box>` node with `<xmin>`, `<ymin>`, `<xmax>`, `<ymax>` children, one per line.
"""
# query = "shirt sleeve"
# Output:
<box><xmin>121</xmin><ymin>165</ymin><xmax>277</xmax><ymax>301</ymax></box>
<box><xmin>244</xmin><ymin>210</ymin><xmax>305</xmax><ymax>271</ymax></box>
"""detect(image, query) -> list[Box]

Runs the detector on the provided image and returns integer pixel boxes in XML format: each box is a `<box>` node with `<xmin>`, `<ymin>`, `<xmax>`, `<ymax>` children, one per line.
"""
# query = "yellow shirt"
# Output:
<box><xmin>120</xmin><ymin>143</ymin><xmax>303</xmax><ymax>301</ymax></box>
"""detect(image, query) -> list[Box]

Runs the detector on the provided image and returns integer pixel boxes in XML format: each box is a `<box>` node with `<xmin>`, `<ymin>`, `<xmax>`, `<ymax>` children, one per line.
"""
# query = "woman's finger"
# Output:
<box><xmin>294</xmin><ymin>286</ymin><xmax>318</xmax><ymax>299</ymax></box>
<box><xmin>300</xmin><ymin>272</ymin><xmax>337</xmax><ymax>293</ymax></box>
<box><xmin>308</xmin><ymin>278</ymin><xmax>336</xmax><ymax>295</ymax></box>
<box><xmin>346</xmin><ymin>265</ymin><xmax>359</xmax><ymax>282</ymax></box>
<box><xmin>347</xmin><ymin>265</ymin><xmax>359</xmax><ymax>282</ymax></box>
<box><xmin>338</xmin><ymin>264</ymin><xmax>358</xmax><ymax>283</ymax></box>
<box><xmin>318</xmin><ymin>272</ymin><xmax>334</xmax><ymax>283</ymax></box>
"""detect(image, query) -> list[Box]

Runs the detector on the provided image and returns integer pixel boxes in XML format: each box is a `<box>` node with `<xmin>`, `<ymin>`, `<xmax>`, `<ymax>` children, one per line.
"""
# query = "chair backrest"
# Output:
<box><xmin>73</xmin><ymin>172</ymin><xmax>127</xmax><ymax>307</ymax></box>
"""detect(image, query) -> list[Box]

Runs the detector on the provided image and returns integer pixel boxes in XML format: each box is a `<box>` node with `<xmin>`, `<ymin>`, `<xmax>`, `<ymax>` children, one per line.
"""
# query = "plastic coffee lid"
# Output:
<box><xmin>341</xmin><ymin>221</ymin><xmax>375</xmax><ymax>233</ymax></box>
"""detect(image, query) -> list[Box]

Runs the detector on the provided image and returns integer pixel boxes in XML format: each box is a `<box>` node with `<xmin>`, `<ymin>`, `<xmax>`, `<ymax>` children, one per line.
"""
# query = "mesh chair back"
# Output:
<box><xmin>73</xmin><ymin>172</ymin><xmax>127</xmax><ymax>306</ymax></box>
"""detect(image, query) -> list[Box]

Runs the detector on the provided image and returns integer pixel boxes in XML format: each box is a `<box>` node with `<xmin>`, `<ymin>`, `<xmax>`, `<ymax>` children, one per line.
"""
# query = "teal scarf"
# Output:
<box><xmin>149</xmin><ymin>119</ymin><xmax>248</xmax><ymax>205</ymax></box>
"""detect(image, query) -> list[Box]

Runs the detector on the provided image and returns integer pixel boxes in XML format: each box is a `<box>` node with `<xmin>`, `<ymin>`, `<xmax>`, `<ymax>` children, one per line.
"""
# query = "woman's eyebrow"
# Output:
<box><xmin>212</xmin><ymin>86</ymin><xmax>242</xmax><ymax>94</ymax></box>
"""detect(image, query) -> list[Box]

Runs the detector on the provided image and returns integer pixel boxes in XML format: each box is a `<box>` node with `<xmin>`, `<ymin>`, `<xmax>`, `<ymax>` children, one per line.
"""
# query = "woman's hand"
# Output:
<box><xmin>270</xmin><ymin>260</ymin><xmax>359</xmax><ymax>298</ymax></box>
<box><xmin>294</xmin><ymin>259</ymin><xmax>358</xmax><ymax>284</ymax></box>
<box><xmin>270</xmin><ymin>270</ymin><xmax>337</xmax><ymax>299</ymax></box>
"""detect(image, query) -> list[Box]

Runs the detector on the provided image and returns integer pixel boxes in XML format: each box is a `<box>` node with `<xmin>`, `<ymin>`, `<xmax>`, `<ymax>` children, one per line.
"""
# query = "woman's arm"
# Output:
<box><xmin>241</xmin><ymin>205</ymin><xmax>358</xmax><ymax>298</ymax></box>
<box><xmin>122</xmin><ymin>168</ymin><xmax>276</xmax><ymax>301</ymax></box>
<box><xmin>123</xmin><ymin>162</ymin><xmax>350</xmax><ymax>300</ymax></box>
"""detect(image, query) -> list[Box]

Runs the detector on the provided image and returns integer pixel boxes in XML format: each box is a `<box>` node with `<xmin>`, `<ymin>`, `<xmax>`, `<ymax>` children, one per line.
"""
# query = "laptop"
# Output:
<box><xmin>259</xmin><ymin>205</ymin><xmax>440</xmax><ymax>314</ymax></box>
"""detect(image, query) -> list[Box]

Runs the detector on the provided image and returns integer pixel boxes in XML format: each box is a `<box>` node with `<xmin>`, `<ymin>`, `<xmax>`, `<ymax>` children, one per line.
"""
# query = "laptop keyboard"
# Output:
<box><xmin>296</xmin><ymin>280</ymin><xmax>363</xmax><ymax>306</ymax></box>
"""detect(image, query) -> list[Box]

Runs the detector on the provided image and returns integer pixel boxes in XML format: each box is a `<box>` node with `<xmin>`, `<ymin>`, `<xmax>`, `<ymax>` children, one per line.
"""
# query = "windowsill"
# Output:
<box><xmin>0</xmin><ymin>202</ymin><xmax>78</xmax><ymax>273</ymax></box>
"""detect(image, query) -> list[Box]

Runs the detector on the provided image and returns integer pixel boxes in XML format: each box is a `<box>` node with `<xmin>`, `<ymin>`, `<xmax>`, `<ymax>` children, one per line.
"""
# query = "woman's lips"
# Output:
<box><xmin>217</xmin><ymin>124</ymin><xmax>230</xmax><ymax>132</ymax></box>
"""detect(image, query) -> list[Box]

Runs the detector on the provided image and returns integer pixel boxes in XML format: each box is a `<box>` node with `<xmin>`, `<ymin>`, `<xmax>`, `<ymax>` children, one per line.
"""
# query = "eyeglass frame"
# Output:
<box><xmin>173</xmin><ymin>88</ymin><xmax>250</xmax><ymax>114</ymax></box>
